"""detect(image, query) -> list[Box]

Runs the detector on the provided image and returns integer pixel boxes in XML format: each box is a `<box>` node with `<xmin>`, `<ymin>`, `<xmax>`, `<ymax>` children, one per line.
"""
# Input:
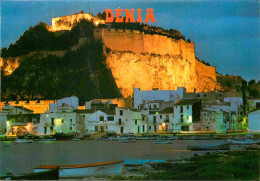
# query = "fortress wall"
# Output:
<box><xmin>95</xmin><ymin>29</ymin><xmax>196</xmax><ymax>63</ymax></box>
<box><xmin>195</xmin><ymin>60</ymin><xmax>217</xmax><ymax>82</ymax></box>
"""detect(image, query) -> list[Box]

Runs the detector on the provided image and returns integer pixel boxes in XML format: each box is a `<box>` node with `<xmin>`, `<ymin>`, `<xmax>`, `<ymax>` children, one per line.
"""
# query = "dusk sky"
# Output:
<box><xmin>1</xmin><ymin>0</ymin><xmax>259</xmax><ymax>81</ymax></box>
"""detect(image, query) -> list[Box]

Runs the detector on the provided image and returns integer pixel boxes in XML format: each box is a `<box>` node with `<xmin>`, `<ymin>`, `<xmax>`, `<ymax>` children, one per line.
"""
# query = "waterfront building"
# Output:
<box><xmin>173</xmin><ymin>99</ymin><xmax>202</xmax><ymax>131</ymax></box>
<box><xmin>145</xmin><ymin>107</ymin><xmax>174</xmax><ymax>133</ymax></box>
<box><xmin>38</xmin><ymin>103</ymin><xmax>84</xmax><ymax>135</ymax></box>
<box><xmin>193</xmin><ymin>109</ymin><xmax>230</xmax><ymax>133</ymax></box>
<box><xmin>248</xmin><ymin>108</ymin><xmax>260</xmax><ymax>133</ymax></box>
<box><xmin>0</xmin><ymin>104</ymin><xmax>34</xmax><ymax>134</ymax></box>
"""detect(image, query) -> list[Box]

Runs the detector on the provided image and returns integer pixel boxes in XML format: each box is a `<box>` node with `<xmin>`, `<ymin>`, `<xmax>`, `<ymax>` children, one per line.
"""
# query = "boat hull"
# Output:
<box><xmin>187</xmin><ymin>143</ymin><xmax>230</xmax><ymax>151</ymax></box>
<box><xmin>34</xmin><ymin>161</ymin><xmax>124</xmax><ymax>178</ymax></box>
<box><xmin>227</xmin><ymin>139</ymin><xmax>260</xmax><ymax>145</ymax></box>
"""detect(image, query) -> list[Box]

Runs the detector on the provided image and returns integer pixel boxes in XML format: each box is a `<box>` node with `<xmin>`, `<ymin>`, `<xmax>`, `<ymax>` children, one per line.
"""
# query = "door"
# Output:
<box><xmin>142</xmin><ymin>125</ymin><xmax>145</xmax><ymax>132</ymax></box>
<box><xmin>138</xmin><ymin>126</ymin><xmax>140</xmax><ymax>133</ymax></box>
<box><xmin>101</xmin><ymin>126</ymin><xmax>104</xmax><ymax>133</ymax></box>
<box><xmin>120</xmin><ymin>127</ymin><xmax>124</xmax><ymax>133</ymax></box>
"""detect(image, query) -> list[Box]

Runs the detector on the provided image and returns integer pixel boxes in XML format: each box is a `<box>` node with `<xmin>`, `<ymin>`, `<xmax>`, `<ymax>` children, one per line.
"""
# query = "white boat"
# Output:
<box><xmin>34</xmin><ymin>161</ymin><xmax>124</xmax><ymax>178</ymax></box>
<box><xmin>154</xmin><ymin>141</ymin><xmax>173</xmax><ymax>144</ymax></box>
<box><xmin>227</xmin><ymin>139</ymin><xmax>260</xmax><ymax>145</ymax></box>
<box><xmin>15</xmin><ymin>139</ymin><xmax>33</xmax><ymax>143</ymax></box>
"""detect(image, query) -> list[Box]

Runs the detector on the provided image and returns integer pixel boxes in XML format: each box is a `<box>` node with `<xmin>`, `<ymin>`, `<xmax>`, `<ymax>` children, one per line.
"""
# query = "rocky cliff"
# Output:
<box><xmin>95</xmin><ymin>28</ymin><xmax>221</xmax><ymax>97</ymax></box>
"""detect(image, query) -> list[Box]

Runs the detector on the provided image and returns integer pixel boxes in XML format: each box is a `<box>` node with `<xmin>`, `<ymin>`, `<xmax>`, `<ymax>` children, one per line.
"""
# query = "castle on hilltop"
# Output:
<box><xmin>48</xmin><ymin>12</ymin><xmax>105</xmax><ymax>32</ymax></box>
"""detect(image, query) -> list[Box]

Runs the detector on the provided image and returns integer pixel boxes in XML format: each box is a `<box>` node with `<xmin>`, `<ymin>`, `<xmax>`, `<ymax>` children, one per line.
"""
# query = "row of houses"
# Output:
<box><xmin>0</xmin><ymin>87</ymin><xmax>259</xmax><ymax>135</ymax></box>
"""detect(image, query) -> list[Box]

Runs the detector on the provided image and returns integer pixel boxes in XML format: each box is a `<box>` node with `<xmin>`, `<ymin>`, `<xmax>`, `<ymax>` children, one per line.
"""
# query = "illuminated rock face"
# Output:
<box><xmin>1</xmin><ymin>57</ymin><xmax>20</xmax><ymax>76</ymax></box>
<box><xmin>48</xmin><ymin>13</ymin><xmax>105</xmax><ymax>32</ymax></box>
<box><xmin>96</xmin><ymin>29</ymin><xmax>221</xmax><ymax>97</ymax></box>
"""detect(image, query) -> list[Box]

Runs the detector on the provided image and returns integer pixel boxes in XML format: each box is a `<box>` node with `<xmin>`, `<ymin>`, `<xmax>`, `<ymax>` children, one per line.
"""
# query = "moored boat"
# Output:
<box><xmin>34</xmin><ymin>160</ymin><xmax>124</xmax><ymax>178</ymax></box>
<box><xmin>15</xmin><ymin>136</ymin><xmax>33</xmax><ymax>143</ymax></box>
<box><xmin>154</xmin><ymin>141</ymin><xmax>173</xmax><ymax>144</ymax></box>
<box><xmin>1</xmin><ymin>167</ymin><xmax>59</xmax><ymax>180</ymax></box>
<box><xmin>227</xmin><ymin>139</ymin><xmax>260</xmax><ymax>145</ymax></box>
<box><xmin>187</xmin><ymin>143</ymin><xmax>230</xmax><ymax>151</ymax></box>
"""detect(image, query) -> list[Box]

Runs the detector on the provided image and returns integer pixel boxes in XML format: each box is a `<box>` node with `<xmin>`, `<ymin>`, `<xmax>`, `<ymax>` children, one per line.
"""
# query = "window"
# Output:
<box><xmin>187</xmin><ymin>106</ymin><xmax>189</xmax><ymax>109</ymax></box>
<box><xmin>107</xmin><ymin>116</ymin><xmax>114</xmax><ymax>121</ymax></box>
<box><xmin>70</xmin><ymin>119</ymin><xmax>72</xmax><ymax>123</ymax></box>
<box><xmin>50</xmin><ymin>127</ymin><xmax>53</xmax><ymax>133</ymax></box>
<box><xmin>119</xmin><ymin>119</ymin><xmax>122</xmax><ymax>125</ymax></box>
<box><xmin>153</xmin><ymin>116</ymin><xmax>156</xmax><ymax>123</ymax></box>
<box><xmin>70</xmin><ymin>127</ymin><xmax>72</xmax><ymax>131</ymax></box>
<box><xmin>196</xmin><ymin>94</ymin><xmax>200</xmax><ymax>97</ymax></box>
<box><xmin>95</xmin><ymin>126</ymin><xmax>98</xmax><ymax>132</ymax></box>
<box><xmin>203</xmin><ymin>94</ymin><xmax>207</xmax><ymax>97</ymax></box>
<box><xmin>83</xmin><ymin>115</ymin><xmax>85</xmax><ymax>118</ymax></box>
<box><xmin>142</xmin><ymin>116</ymin><xmax>145</xmax><ymax>121</ymax></box>
<box><xmin>219</xmin><ymin>94</ymin><xmax>222</xmax><ymax>97</ymax></box>
<box><xmin>51</xmin><ymin>118</ymin><xmax>54</xmax><ymax>126</ymax></box>
<box><xmin>135</xmin><ymin>120</ymin><xmax>137</xmax><ymax>125</ymax></box>
<box><xmin>187</xmin><ymin>115</ymin><xmax>189</xmax><ymax>120</ymax></box>
<box><xmin>180</xmin><ymin>106</ymin><xmax>183</xmax><ymax>113</ymax></box>
<box><xmin>62</xmin><ymin>119</ymin><xmax>64</xmax><ymax>123</ymax></box>
<box><xmin>160</xmin><ymin>115</ymin><xmax>162</xmax><ymax>119</ymax></box>
<box><xmin>154</xmin><ymin>125</ymin><xmax>157</xmax><ymax>131</ymax></box>
<box><xmin>149</xmin><ymin>126</ymin><xmax>151</xmax><ymax>130</ymax></box>
<box><xmin>181</xmin><ymin>115</ymin><xmax>184</xmax><ymax>122</ymax></box>
<box><xmin>120</xmin><ymin>110</ymin><xmax>123</xmax><ymax>116</ymax></box>
<box><xmin>120</xmin><ymin>127</ymin><xmax>124</xmax><ymax>133</ymax></box>
<box><xmin>166</xmin><ymin>115</ymin><xmax>169</xmax><ymax>122</ymax></box>
<box><xmin>99</xmin><ymin>116</ymin><xmax>104</xmax><ymax>121</ymax></box>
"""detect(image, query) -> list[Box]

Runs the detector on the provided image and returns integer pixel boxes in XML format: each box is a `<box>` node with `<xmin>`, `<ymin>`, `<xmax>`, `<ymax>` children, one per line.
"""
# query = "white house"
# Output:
<box><xmin>38</xmin><ymin>103</ymin><xmax>84</xmax><ymax>135</ymax></box>
<box><xmin>133</xmin><ymin>87</ymin><xmax>186</xmax><ymax>109</ymax></box>
<box><xmin>193</xmin><ymin>109</ymin><xmax>230</xmax><ymax>133</ymax></box>
<box><xmin>145</xmin><ymin>107</ymin><xmax>174</xmax><ymax>133</ymax></box>
<box><xmin>248</xmin><ymin>109</ymin><xmax>260</xmax><ymax>133</ymax></box>
<box><xmin>173</xmin><ymin>99</ymin><xmax>202</xmax><ymax>131</ymax></box>
<box><xmin>0</xmin><ymin>104</ymin><xmax>34</xmax><ymax>134</ymax></box>
<box><xmin>115</xmin><ymin>107</ymin><xmax>146</xmax><ymax>134</ymax></box>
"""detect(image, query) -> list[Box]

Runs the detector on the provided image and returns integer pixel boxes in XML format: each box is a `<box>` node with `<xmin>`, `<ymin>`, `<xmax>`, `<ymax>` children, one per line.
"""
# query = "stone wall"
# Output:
<box><xmin>95</xmin><ymin>28</ymin><xmax>195</xmax><ymax>64</ymax></box>
<box><xmin>94</xmin><ymin>28</ymin><xmax>220</xmax><ymax>98</ymax></box>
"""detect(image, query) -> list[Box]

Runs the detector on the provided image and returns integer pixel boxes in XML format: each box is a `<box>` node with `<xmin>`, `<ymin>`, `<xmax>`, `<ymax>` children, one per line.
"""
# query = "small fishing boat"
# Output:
<box><xmin>15</xmin><ymin>136</ymin><xmax>33</xmax><ymax>143</ymax></box>
<box><xmin>34</xmin><ymin>160</ymin><xmax>124</xmax><ymax>178</ymax></box>
<box><xmin>227</xmin><ymin>139</ymin><xmax>260</xmax><ymax>145</ymax></box>
<box><xmin>1</xmin><ymin>167</ymin><xmax>59</xmax><ymax>180</ymax></box>
<box><xmin>40</xmin><ymin>136</ymin><xmax>56</xmax><ymax>141</ymax></box>
<box><xmin>187</xmin><ymin>143</ymin><xmax>230</xmax><ymax>151</ymax></box>
<box><xmin>154</xmin><ymin>141</ymin><xmax>173</xmax><ymax>144</ymax></box>
<box><xmin>136</xmin><ymin>137</ymin><xmax>149</xmax><ymax>140</ymax></box>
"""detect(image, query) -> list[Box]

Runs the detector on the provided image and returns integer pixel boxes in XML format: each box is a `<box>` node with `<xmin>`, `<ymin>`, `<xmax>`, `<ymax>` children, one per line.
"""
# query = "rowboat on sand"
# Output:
<box><xmin>1</xmin><ymin>167</ymin><xmax>59</xmax><ymax>180</ymax></box>
<box><xmin>34</xmin><ymin>160</ymin><xmax>124</xmax><ymax>178</ymax></box>
<box><xmin>187</xmin><ymin>143</ymin><xmax>230</xmax><ymax>151</ymax></box>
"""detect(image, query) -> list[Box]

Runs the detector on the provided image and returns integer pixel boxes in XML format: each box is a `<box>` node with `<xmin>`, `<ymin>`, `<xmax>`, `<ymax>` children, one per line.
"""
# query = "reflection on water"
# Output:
<box><xmin>0</xmin><ymin>140</ymin><xmax>225</xmax><ymax>175</ymax></box>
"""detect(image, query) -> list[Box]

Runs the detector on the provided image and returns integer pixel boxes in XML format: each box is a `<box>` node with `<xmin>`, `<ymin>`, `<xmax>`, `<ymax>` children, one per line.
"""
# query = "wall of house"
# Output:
<box><xmin>133</xmin><ymin>87</ymin><xmax>185</xmax><ymax>109</ymax></box>
<box><xmin>248</xmin><ymin>110</ymin><xmax>260</xmax><ymax>133</ymax></box>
